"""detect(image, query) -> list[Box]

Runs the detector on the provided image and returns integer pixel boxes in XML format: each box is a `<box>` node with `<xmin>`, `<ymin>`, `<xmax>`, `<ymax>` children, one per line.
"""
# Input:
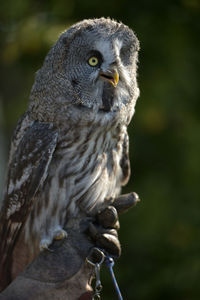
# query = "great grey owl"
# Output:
<box><xmin>0</xmin><ymin>17</ymin><xmax>140</xmax><ymax>289</ymax></box>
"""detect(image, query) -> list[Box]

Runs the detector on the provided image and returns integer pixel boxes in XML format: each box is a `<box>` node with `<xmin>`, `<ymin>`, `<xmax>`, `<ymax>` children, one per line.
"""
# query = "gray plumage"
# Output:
<box><xmin>0</xmin><ymin>17</ymin><xmax>139</xmax><ymax>288</ymax></box>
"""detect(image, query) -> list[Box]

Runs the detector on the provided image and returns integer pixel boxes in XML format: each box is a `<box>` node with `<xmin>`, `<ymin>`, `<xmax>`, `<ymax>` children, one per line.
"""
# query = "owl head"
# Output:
<box><xmin>30</xmin><ymin>18</ymin><xmax>140</xmax><ymax>124</ymax></box>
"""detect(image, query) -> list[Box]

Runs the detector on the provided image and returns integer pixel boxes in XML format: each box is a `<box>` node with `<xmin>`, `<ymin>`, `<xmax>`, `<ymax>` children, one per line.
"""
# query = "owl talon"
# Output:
<box><xmin>39</xmin><ymin>240</ymin><xmax>53</xmax><ymax>252</ymax></box>
<box><xmin>53</xmin><ymin>229</ymin><xmax>68</xmax><ymax>240</ymax></box>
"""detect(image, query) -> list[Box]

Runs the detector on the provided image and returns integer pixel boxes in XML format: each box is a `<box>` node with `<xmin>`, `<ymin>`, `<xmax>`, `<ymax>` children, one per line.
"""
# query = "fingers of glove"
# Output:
<box><xmin>88</xmin><ymin>222</ymin><xmax>118</xmax><ymax>239</ymax></box>
<box><xmin>88</xmin><ymin>223</ymin><xmax>120</xmax><ymax>257</ymax></box>
<box><xmin>96</xmin><ymin>233</ymin><xmax>121</xmax><ymax>258</ymax></box>
<box><xmin>113</xmin><ymin>192</ymin><xmax>140</xmax><ymax>215</ymax></box>
<box><xmin>97</xmin><ymin>206</ymin><xmax>119</xmax><ymax>229</ymax></box>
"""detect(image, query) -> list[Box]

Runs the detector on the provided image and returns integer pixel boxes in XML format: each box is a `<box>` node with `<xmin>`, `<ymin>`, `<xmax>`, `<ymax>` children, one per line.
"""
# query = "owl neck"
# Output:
<box><xmin>29</xmin><ymin>95</ymin><xmax>135</xmax><ymax>132</ymax></box>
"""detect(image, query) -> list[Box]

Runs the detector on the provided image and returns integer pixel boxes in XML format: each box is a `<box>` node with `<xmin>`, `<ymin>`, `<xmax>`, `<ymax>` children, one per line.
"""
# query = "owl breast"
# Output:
<box><xmin>24</xmin><ymin>119</ymin><xmax>127</xmax><ymax>245</ymax></box>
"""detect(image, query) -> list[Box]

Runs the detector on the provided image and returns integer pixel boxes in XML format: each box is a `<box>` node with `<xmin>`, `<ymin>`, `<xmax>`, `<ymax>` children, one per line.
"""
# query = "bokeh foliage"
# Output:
<box><xmin>0</xmin><ymin>0</ymin><xmax>200</xmax><ymax>299</ymax></box>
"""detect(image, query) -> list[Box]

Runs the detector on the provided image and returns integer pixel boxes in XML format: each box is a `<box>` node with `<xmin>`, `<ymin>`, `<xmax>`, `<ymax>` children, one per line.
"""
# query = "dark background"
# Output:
<box><xmin>0</xmin><ymin>0</ymin><xmax>200</xmax><ymax>299</ymax></box>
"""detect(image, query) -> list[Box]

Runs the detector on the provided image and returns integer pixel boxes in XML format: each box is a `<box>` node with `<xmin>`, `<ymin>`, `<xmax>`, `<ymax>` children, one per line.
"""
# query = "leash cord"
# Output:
<box><xmin>105</xmin><ymin>256</ymin><xmax>123</xmax><ymax>300</ymax></box>
<box><xmin>86</xmin><ymin>248</ymin><xmax>123</xmax><ymax>300</ymax></box>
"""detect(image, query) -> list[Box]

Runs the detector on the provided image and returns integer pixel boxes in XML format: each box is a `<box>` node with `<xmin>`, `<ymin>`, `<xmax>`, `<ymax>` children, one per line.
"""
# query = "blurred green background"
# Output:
<box><xmin>0</xmin><ymin>0</ymin><xmax>200</xmax><ymax>299</ymax></box>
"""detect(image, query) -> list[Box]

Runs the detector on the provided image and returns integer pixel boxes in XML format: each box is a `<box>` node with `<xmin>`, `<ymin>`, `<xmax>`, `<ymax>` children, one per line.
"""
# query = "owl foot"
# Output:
<box><xmin>39</xmin><ymin>239</ymin><xmax>53</xmax><ymax>252</ymax></box>
<box><xmin>53</xmin><ymin>229</ymin><xmax>68</xmax><ymax>240</ymax></box>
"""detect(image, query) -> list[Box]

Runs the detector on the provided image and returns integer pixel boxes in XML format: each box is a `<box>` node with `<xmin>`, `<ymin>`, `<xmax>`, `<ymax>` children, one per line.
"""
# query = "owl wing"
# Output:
<box><xmin>0</xmin><ymin>120</ymin><xmax>58</xmax><ymax>287</ymax></box>
<box><xmin>120</xmin><ymin>131</ymin><xmax>131</xmax><ymax>186</ymax></box>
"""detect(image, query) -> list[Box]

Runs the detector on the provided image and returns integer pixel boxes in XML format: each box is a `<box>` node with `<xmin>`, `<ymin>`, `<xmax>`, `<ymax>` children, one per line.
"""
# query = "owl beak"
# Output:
<box><xmin>99</xmin><ymin>69</ymin><xmax>119</xmax><ymax>88</ymax></box>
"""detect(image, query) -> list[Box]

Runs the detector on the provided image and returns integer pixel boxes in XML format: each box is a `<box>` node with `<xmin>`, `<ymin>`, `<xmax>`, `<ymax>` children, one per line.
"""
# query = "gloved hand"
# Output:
<box><xmin>0</xmin><ymin>192</ymin><xmax>139</xmax><ymax>300</ymax></box>
<box><xmin>88</xmin><ymin>192</ymin><xmax>140</xmax><ymax>257</ymax></box>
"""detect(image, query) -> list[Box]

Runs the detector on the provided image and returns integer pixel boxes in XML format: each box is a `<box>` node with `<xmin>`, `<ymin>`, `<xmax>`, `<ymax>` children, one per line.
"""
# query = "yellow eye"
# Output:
<box><xmin>88</xmin><ymin>56</ymin><xmax>99</xmax><ymax>66</ymax></box>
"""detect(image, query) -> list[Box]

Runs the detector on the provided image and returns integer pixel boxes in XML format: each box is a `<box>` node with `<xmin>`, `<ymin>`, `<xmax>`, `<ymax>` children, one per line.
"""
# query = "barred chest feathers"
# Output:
<box><xmin>25</xmin><ymin>116</ymin><xmax>129</xmax><ymax>245</ymax></box>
